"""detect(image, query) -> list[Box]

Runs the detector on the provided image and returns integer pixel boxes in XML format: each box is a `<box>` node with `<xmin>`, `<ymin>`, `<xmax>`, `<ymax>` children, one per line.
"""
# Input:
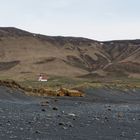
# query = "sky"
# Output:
<box><xmin>0</xmin><ymin>0</ymin><xmax>140</xmax><ymax>41</ymax></box>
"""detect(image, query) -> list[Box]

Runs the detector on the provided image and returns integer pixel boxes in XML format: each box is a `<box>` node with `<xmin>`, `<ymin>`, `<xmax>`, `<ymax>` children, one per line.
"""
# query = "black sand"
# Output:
<box><xmin>0</xmin><ymin>86</ymin><xmax>140</xmax><ymax>140</ymax></box>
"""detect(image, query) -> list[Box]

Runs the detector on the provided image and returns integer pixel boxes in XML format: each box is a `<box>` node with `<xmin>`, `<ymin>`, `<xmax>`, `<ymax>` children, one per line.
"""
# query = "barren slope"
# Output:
<box><xmin>0</xmin><ymin>27</ymin><xmax>140</xmax><ymax>80</ymax></box>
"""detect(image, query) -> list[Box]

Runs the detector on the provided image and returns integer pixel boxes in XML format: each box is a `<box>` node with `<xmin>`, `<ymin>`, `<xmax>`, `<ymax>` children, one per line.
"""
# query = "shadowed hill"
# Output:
<box><xmin>0</xmin><ymin>27</ymin><xmax>140</xmax><ymax>80</ymax></box>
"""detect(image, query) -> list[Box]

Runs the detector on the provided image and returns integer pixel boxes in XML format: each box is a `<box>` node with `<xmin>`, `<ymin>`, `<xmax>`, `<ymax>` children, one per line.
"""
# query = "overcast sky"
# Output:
<box><xmin>0</xmin><ymin>0</ymin><xmax>140</xmax><ymax>41</ymax></box>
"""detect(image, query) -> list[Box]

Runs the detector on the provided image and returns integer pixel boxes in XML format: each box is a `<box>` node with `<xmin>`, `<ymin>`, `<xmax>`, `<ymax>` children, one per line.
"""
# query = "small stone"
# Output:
<box><xmin>95</xmin><ymin>117</ymin><xmax>100</xmax><ymax>121</ymax></box>
<box><xmin>54</xmin><ymin>99</ymin><xmax>58</xmax><ymax>102</ymax></box>
<box><xmin>35</xmin><ymin>130</ymin><xmax>41</xmax><ymax>134</ymax></box>
<box><xmin>59</xmin><ymin>122</ymin><xmax>64</xmax><ymax>126</ymax></box>
<box><xmin>108</xmin><ymin>108</ymin><xmax>111</xmax><ymax>111</ymax></box>
<box><xmin>40</xmin><ymin>101</ymin><xmax>49</xmax><ymax>106</ymax></box>
<box><xmin>41</xmin><ymin>109</ymin><xmax>45</xmax><ymax>112</ymax></box>
<box><xmin>67</xmin><ymin>122</ymin><xmax>73</xmax><ymax>127</ymax></box>
<box><xmin>63</xmin><ymin>126</ymin><xmax>68</xmax><ymax>130</ymax></box>
<box><xmin>7</xmin><ymin>123</ymin><xmax>11</xmax><ymax>126</ymax></box>
<box><xmin>62</xmin><ymin>111</ymin><xmax>65</xmax><ymax>114</ymax></box>
<box><xmin>9</xmin><ymin>135</ymin><xmax>17</xmax><ymax>139</ymax></box>
<box><xmin>120</xmin><ymin>132</ymin><xmax>125</xmax><ymax>137</ymax></box>
<box><xmin>28</xmin><ymin>121</ymin><xmax>32</xmax><ymax>124</ymax></box>
<box><xmin>118</xmin><ymin>112</ymin><xmax>124</xmax><ymax>118</ymax></box>
<box><xmin>20</xmin><ymin>128</ymin><xmax>24</xmax><ymax>131</ymax></box>
<box><xmin>133</xmin><ymin>118</ymin><xmax>136</xmax><ymax>121</ymax></box>
<box><xmin>68</xmin><ymin>113</ymin><xmax>76</xmax><ymax>117</ymax></box>
<box><xmin>104</xmin><ymin>117</ymin><xmax>109</xmax><ymax>121</ymax></box>
<box><xmin>53</xmin><ymin>107</ymin><xmax>58</xmax><ymax>111</ymax></box>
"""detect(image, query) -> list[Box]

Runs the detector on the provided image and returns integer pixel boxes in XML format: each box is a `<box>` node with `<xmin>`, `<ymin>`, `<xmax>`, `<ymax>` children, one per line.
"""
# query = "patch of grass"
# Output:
<box><xmin>17</xmin><ymin>76</ymin><xmax>87</xmax><ymax>92</ymax></box>
<box><xmin>1</xmin><ymin>75</ymin><xmax>140</xmax><ymax>91</ymax></box>
<box><xmin>72</xmin><ymin>77</ymin><xmax>140</xmax><ymax>90</ymax></box>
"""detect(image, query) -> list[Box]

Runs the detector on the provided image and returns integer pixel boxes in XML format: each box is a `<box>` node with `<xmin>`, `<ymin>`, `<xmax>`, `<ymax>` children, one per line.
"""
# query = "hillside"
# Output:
<box><xmin>0</xmin><ymin>27</ymin><xmax>140</xmax><ymax>80</ymax></box>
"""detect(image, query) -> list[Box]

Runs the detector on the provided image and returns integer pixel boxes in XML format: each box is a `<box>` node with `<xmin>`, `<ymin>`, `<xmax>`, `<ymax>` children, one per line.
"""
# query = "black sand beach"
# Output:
<box><xmin>0</xmin><ymin>86</ymin><xmax>140</xmax><ymax>140</ymax></box>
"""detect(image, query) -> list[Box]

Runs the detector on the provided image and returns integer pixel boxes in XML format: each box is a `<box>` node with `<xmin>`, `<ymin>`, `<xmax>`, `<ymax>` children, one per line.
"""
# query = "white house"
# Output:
<box><xmin>38</xmin><ymin>74</ymin><xmax>48</xmax><ymax>82</ymax></box>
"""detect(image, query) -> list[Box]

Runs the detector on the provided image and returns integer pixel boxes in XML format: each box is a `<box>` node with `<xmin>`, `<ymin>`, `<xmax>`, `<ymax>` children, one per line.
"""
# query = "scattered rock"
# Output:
<box><xmin>58</xmin><ymin>122</ymin><xmax>73</xmax><ymax>128</ymax></box>
<box><xmin>40</xmin><ymin>101</ymin><xmax>49</xmax><ymax>106</ymax></box>
<box><xmin>133</xmin><ymin>118</ymin><xmax>136</xmax><ymax>121</ymax></box>
<box><xmin>54</xmin><ymin>99</ymin><xmax>58</xmax><ymax>102</ymax></box>
<box><xmin>94</xmin><ymin>117</ymin><xmax>100</xmax><ymax>121</ymax></box>
<box><xmin>9</xmin><ymin>135</ymin><xmax>17</xmax><ymax>139</ymax></box>
<box><xmin>120</xmin><ymin>131</ymin><xmax>126</xmax><ymax>137</ymax></box>
<box><xmin>108</xmin><ymin>108</ymin><xmax>111</xmax><ymax>111</ymax></box>
<box><xmin>28</xmin><ymin>121</ymin><xmax>32</xmax><ymax>124</ymax></box>
<box><xmin>104</xmin><ymin>117</ymin><xmax>109</xmax><ymax>122</ymax></box>
<box><xmin>41</xmin><ymin>109</ymin><xmax>46</xmax><ymax>112</ymax></box>
<box><xmin>53</xmin><ymin>107</ymin><xmax>58</xmax><ymax>111</ymax></box>
<box><xmin>66</xmin><ymin>122</ymin><xmax>73</xmax><ymax>127</ymax></box>
<box><xmin>62</xmin><ymin>111</ymin><xmax>65</xmax><ymax>114</ymax></box>
<box><xmin>63</xmin><ymin>126</ymin><xmax>68</xmax><ymax>130</ymax></box>
<box><xmin>20</xmin><ymin>127</ymin><xmax>24</xmax><ymax>131</ymax></box>
<box><xmin>118</xmin><ymin>112</ymin><xmax>124</xmax><ymax>118</ymax></box>
<box><xmin>59</xmin><ymin>122</ymin><xmax>64</xmax><ymax>126</ymax></box>
<box><xmin>6</xmin><ymin>122</ymin><xmax>11</xmax><ymax>126</ymax></box>
<box><xmin>68</xmin><ymin>113</ymin><xmax>76</xmax><ymax>117</ymax></box>
<box><xmin>35</xmin><ymin>130</ymin><xmax>41</xmax><ymax>134</ymax></box>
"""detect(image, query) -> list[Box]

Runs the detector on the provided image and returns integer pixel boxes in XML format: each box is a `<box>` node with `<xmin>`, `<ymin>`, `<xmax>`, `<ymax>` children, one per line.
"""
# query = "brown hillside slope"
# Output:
<box><xmin>0</xmin><ymin>27</ymin><xmax>140</xmax><ymax>80</ymax></box>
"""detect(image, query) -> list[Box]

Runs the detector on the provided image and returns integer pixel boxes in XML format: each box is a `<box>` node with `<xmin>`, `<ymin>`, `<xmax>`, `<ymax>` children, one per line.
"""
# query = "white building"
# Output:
<box><xmin>38</xmin><ymin>74</ymin><xmax>48</xmax><ymax>82</ymax></box>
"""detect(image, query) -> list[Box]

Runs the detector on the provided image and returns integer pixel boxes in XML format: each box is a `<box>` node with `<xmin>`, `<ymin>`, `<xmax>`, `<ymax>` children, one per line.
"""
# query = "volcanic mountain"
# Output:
<box><xmin>0</xmin><ymin>27</ymin><xmax>140</xmax><ymax>80</ymax></box>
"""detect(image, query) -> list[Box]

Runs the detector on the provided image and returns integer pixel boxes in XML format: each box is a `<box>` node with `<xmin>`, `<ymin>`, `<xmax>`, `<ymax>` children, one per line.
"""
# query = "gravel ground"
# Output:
<box><xmin>0</xmin><ymin>86</ymin><xmax>140</xmax><ymax>140</ymax></box>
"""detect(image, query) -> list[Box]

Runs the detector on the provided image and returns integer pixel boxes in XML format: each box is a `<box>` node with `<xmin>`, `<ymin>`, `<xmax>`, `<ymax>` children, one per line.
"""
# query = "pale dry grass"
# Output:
<box><xmin>0</xmin><ymin>80</ymin><xmax>84</xmax><ymax>97</ymax></box>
